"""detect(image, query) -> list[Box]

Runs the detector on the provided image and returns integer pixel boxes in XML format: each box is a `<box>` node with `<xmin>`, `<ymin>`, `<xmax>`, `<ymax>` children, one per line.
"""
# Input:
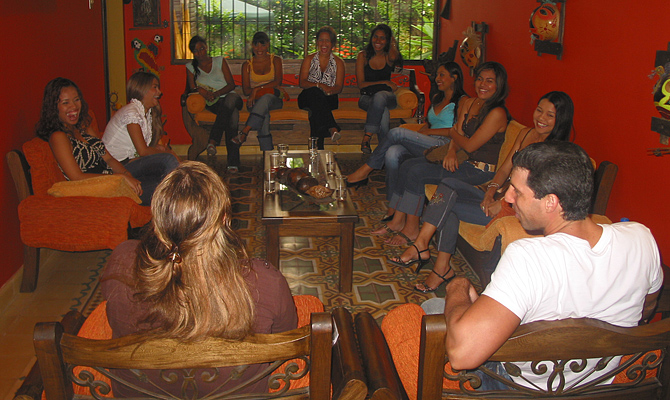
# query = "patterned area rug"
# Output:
<box><xmin>81</xmin><ymin>153</ymin><xmax>482</xmax><ymax>322</ymax></box>
<box><xmin>212</xmin><ymin>153</ymin><xmax>482</xmax><ymax>322</ymax></box>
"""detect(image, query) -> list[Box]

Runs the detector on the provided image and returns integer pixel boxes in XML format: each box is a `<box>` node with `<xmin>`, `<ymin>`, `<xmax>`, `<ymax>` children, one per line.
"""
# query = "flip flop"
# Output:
<box><xmin>384</xmin><ymin>231</ymin><xmax>414</xmax><ymax>247</ymax></box>
<box><xmin>388</xmin><ymin>244</ymin><xmax>431</xmax><ymax>273</ymax></box>
<box><xmin>414</xmin><ymin>267</ymin><xmax>455</xmax><ymax>293</ymax></box>
<box><xmin>370</xmin><ymin>224</ymin><xmax>395</xmax><ymax>236</ymax></box>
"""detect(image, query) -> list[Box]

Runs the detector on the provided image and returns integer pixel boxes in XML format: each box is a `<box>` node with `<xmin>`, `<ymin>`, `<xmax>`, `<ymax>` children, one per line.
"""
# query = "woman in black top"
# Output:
<box><xmin>356</xmin><ymin>24</ymin><xmax>403</xmax><ymax>153</ymax></box>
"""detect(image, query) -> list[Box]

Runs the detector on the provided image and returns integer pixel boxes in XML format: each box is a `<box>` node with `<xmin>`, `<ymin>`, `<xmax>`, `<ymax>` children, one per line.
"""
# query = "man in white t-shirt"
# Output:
<box><xmin>442</xmin><ymin>141</ymin><xmax>663</xmax><ymax>391</ymax></box>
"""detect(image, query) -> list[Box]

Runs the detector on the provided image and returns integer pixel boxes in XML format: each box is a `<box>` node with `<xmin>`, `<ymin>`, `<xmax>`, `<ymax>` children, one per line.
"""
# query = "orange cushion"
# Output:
<box><xmin>73</xmin><ymin>301</ymin><xmax>114</xmax><ymax>397</ymax></box>
<box><xmin>18</xmin><ymin>195</ymin><xmax>150</xmax><ymax>250</ymax></box>
<box><xmin>382</xmin><ymin>304</ymin><xmax>471</xmax><ymax>400</ymax></box>
<box><xmin>23</xmin><ymin>138</ymin><xmax>66</xmax><ymax>196</ymax></box>
<box><xmin>270</xmin><ymin>295</ymin><xmax>324</xmax><ymax>392</ymax></box>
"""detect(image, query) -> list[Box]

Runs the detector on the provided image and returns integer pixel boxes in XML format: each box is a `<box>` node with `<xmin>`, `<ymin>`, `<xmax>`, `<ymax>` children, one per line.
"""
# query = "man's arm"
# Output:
<box><xmin>444</xmin><ymin>277</ymin><xmax>521</xmax><ymax>370</ymax></box>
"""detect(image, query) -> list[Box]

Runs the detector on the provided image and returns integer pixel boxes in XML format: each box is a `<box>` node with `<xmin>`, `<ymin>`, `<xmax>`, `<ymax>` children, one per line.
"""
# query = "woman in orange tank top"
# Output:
<box><xmin>233</xmin><ymin>32</ymin><xmax>285</xmax><ymax>152</ymax></box>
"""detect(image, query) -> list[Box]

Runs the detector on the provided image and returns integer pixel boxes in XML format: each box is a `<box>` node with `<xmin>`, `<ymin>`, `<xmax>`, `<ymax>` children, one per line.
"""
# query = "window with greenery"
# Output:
<box><xmin>171</xmin><ymin>0</ymin><xmax>434</xmax><ymax>62</ymax></box>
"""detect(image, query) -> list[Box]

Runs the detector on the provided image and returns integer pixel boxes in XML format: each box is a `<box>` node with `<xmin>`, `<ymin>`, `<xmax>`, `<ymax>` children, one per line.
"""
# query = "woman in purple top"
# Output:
<box><xmin>101</xmin><ymin>161</ymin><xmax>297</xmax><ymax>397</ymax></box>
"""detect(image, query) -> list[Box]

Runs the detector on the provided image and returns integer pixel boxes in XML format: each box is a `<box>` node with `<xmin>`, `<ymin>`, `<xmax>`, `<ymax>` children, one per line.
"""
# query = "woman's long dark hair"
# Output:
<box><xmin>188</xmin><ymin>35</ymin><xmax>207</xmax><ymax>82</ymax></box>
<box><xmin>473</xmin><ymin>61</ymin><xmax>511</xmax><ymax>131</ymax></box>
<box><xmin>35</xmin><ymin>77</ymin><xmax>91</xmax><ymax>141</ymax></box>
<box><xmin>431</xmin><ymin>62</ymin><xmax>466</xmax><ymax>126</ymax></box>
<box><xmin>364</xmin><ymin>24</ymin><xmax>403</xmax><ymax>67</ymax></box>
<box><xmin>539</xmin><ymin>91</ymin><xmax>575</xmax><ymax>142</ymax></box>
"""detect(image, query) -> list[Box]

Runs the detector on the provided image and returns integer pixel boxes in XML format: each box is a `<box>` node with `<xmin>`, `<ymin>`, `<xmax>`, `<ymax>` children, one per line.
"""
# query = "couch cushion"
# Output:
<box><xmin>23</xmin><ymin>137</ymin><xmax>66</xmax><ymax>196</ymax></box>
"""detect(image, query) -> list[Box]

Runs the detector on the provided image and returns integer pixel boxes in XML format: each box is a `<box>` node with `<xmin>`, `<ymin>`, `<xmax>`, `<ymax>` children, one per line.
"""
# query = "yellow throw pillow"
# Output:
<box><xmin>47</xmin><ymin>175</ymin><xmax>141</xmax><ymax>204</ymax></box>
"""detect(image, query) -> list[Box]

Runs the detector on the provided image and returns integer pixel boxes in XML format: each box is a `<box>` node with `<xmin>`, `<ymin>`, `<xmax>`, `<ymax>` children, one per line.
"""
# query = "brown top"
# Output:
<box><xmin>101</xmin><ymin>240</ymin><xmax>298</xmax><ymax>398</ymax></box>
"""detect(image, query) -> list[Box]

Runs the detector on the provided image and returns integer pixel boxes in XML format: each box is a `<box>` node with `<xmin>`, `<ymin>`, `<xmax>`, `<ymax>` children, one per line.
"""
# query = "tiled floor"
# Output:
<box><xmin>0</xmin><ymin>152</ymin><xmax>480</xmax><ymax>400</ymax></box>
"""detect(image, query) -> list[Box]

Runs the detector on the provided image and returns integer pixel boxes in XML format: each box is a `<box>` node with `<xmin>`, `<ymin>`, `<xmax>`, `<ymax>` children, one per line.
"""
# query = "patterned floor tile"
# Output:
<box><xmin>197</xmin><ymin>153</ymin><xmax>482</xmax><ymax>321</ymax></box>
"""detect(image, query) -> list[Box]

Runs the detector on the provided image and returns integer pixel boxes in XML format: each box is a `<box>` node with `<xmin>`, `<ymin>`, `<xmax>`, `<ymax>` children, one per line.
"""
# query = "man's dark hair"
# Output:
<box><xmin>512</xmin><ymin>141</ymin><xmax>594</xmax><ymax>221</ymax></box>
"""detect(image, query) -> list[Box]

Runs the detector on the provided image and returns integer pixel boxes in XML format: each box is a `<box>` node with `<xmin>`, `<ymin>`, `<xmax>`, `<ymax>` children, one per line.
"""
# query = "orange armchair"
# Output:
<box><xmin>6</xmin><ymin>137</ymin><xmax>151</xmax><ymax>292</ymax></box>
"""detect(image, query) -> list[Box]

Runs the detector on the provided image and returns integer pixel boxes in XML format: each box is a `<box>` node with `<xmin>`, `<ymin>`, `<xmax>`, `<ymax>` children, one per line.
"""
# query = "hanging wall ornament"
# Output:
<box><xmin>460</xmin><ymin>22</ymin><xmax>488</xmax><ymax>76</ymax></box>
<box><xmin>530</xmin><ymin>0</ymin><xmax>566</xmax><ymax>59</ymax></box>
<box><xmin>650</xmin><ymin>43</ymin><xmax>670</xmax><ymax>149</ymax></box>
<box><xmin>460</xmin><ymin>26</ymin><xmax>481</xmax><ymax>70</ymax></box>
<box><xmin>529</xmin><ymin>2</ymin><xmax>560</xmax><ymax>43</ymax></box>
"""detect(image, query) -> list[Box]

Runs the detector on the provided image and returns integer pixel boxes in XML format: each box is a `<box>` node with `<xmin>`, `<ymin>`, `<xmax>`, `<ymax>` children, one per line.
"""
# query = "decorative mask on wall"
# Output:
<box><xmin>460</xmin><ymin>26</ymin><xmax>482</xmax><ymax>70</ymax></box>
<box><xmin>651</xmin><ymin>63</ymin><xmax>670</xmax><ymax>120</ymax></box>
<box><xmin>529</xmin><ymin>1</ymin><xmax>561</xmax><ymax>44</ymax></box>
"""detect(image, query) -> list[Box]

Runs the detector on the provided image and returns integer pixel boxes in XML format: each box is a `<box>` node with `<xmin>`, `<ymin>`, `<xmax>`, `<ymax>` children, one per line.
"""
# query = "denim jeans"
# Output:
<box><xmin>423</xmin><ymin>178</ymin><xmax>493</xmax><ymax>254</ymax></box>
<box><xmin>358</xmin><ymin>90</ymin><xmax>397</xmax><ymax>140</ymax></box>
<box><xmin>246</xmin><ymin>93</ymin><xmax>283</xmax><ymax>151</ymax></box>
<box><xmin>206</xmin><ymin>92</ymin><xmax>242</xmax><ymax>166</ymax></box>
<box><xmin>125</xmin><ymin>152</ymin><xmax>179</xmax><ymax>205</ymax></box>
<box><xmin>365</xmin><ymin>127</ymin><xmax>450</xmax><ymax>200</ymax></box>
<box><xmin>390</xmin><ymin>158</ymin><xmax>494</xmax><ymax>217</ymax></box>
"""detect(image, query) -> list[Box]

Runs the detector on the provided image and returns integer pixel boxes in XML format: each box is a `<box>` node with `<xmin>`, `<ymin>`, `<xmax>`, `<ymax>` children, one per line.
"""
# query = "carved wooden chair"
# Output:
<box><xmin>35</xmin><ymin>311</ymin><xmax>334</xmax><ymax>400</ymax></box>
<box><xmin>416</xmin><ymin>314</ymin><xmax>670</xmax><ymax>399</ymax></box>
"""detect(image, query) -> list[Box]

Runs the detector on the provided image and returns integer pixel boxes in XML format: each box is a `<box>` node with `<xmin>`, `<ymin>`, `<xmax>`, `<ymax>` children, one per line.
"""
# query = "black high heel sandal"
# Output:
<box><xmin>388</xmin><ymin>244</ymin><xmax>431</xmax><ymax>273</ymax></box>
<box><xmin>414</xmin><ymin>267</ymin><xmax>455</xmax><ymax>293</ymax></box>
<box><xmin>346</xmin><ymin>177</ymin><xmax>369</xmax><ymax>188</ymax></box>
<box><xmin>361</xmin><ymin>133</ymin><xmax>373</xmax><ymax>154</ymax></box>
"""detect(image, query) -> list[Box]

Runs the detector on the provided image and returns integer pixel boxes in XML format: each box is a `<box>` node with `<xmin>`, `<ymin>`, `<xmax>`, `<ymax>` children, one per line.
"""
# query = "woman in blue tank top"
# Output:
<box><xmin>346</xmin><ymin>62</ymin><xmax>467</xmax><ymax>209</ymax></box>
<box><xmin>356</xmin><ymin>24</ymin><xmax>403</xmax><ymax>154</ymax></box>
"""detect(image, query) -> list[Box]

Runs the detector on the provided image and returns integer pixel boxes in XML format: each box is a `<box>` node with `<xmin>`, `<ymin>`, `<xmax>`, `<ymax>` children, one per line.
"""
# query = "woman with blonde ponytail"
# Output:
<box><xmin>101</xmin><ymin>161</ymin><xmax>297</xmax><ymax>397</ymax></box>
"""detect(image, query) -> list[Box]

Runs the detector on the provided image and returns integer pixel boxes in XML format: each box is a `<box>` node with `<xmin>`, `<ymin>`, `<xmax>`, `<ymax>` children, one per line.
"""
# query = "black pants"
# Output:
<box><xmin>298</xmin><ymin>87</ymin><xmax>340</xmax><ymax>148</ymax></box>
<box><xmin>205</xmin><ymin>92</ymin><xmax>243</xmax><ymax>166</ymax></box>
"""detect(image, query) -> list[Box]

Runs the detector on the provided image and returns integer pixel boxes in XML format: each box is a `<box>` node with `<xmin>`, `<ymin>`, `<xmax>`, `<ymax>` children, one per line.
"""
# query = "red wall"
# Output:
<box><xmin>438</xmin><ymin>1</ymin><xmax>670</xmax><ymax>260</ymax></box>
<box><xmin>0</xmin><ymin>1</ymin><xmax>105</xmax><ymax>287</ymax></box>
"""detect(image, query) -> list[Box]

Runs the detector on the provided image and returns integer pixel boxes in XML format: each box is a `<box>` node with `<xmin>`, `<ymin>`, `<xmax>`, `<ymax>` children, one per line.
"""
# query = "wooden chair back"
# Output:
<box><xmin>35</xmin><ymin>312</ymin><xmax>333</xmax><ymax>400</ymax></box>
<box><xmin>418</xmin><ymin>314</ymin><xmax>670</xmax><ymax>399</ymax></box>
<box><xmin>6</xmin><ymin>150</ymin><xmax>33</xmax><ymax>202</ymax></box>
<box><xmin>331</xmin><ymin>308</ymin><xmax>368</xmax><ymax>400</ymax></box>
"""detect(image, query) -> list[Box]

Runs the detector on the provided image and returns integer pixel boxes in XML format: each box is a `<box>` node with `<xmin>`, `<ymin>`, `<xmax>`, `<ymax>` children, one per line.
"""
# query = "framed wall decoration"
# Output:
<box><xmin>132</xmin><ymin>0</ymin><xmax>161</xmax><ymax>29</ymax></box>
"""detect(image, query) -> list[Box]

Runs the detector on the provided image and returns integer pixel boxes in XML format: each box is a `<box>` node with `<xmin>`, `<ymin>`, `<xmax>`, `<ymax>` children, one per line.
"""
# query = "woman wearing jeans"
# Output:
<box><xmin>346</xmin><ymin>62</ymin><xmax>466</xmax><ymax>205</ymax></box>
<box><xmin>233</xmin><ymin>32</ymin><xmax>285</xmax><ymax>151</ymax></box>
<box><xmin>377</xmin><ymin>62</ymin><xmax>511</xmax><ymax>246</ymax></box>
<box><xmin>356</xmin><ymin>24</ymin><xmax>403</xmax><ymax>154</ymax></box>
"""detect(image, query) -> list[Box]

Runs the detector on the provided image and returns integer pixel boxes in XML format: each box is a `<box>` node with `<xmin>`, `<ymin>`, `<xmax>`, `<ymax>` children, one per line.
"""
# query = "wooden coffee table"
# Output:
<box><xmin>262</xmin><ymin>150</ymin><xmax>359</xmax><ymax>292</ymax></box>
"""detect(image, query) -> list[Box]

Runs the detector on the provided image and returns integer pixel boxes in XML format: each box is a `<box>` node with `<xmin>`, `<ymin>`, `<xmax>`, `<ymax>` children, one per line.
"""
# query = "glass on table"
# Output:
<box><xmin>270</xmin><ymin>152</ymin><xmax>284</xmax><ymax>170</ymax></box>
<box><xmin>308</xmin><ymin>137</ymin><xmax>319</xmax><ymax>156</ymax></box>
<box><xmin>277</xmin><ymin>143</ymin><xmax>289</xmax><ymax>156</ymax></box>
<box><xmin>264</xmin><ymin>169</ymin><xmax>276</xmax><ymax>194</ymax></box>
<box><xmin>336</xmin><ymin>176</ymin><xmax>347</xmax><ymax>201</ymax></box>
